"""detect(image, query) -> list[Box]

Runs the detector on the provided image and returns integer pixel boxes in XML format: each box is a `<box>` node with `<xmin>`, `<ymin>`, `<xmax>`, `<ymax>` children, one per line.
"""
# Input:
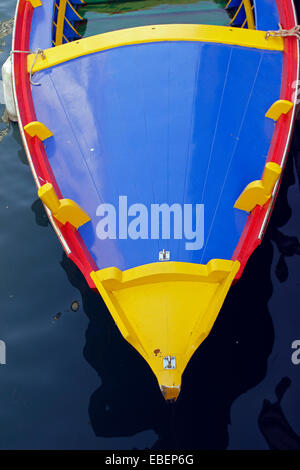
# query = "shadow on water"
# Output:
<box><xmin>258</xmin><ymin>377</ymin><xmax>300</xmax><ymax>450</ymax></box>
<box><xmin>254</xmin><ymin>116</ymin><xmax>300</xmax><ymax>450</ymax></box>
<box><xmin>268</xmin><ymin>122</ymin><xmax>300</xmax><ymax>285</ymax></box>
<box><xmin>252</xmin><ymin>103</ymin><xmax>300</xmax><ymax>451</ymax></box>
<box><xmin>31</xmin><ymin>198</ymin><xmax>50</xmax><ymax>228</ymax></box>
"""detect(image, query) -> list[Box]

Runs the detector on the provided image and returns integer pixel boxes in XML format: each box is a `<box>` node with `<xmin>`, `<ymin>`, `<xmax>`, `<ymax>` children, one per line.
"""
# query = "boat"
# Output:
<box><xmin>7</xmin><ymin>0</ymin><xmax>299</xmax><ymax>401</ymax></box>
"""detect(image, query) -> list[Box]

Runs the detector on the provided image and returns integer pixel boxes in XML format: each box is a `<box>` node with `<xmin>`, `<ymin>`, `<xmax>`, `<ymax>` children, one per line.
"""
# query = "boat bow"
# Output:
<box><xmin>91</xmin><ymin>259</ymin><xmax>240</xmax><ymax>400</ymax></box>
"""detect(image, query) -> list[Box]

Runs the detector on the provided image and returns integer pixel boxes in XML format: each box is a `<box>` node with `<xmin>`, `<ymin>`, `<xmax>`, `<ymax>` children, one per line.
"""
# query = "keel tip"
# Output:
<box><xmin>160</xmin><ymin>385</ymin><xmax>180</xmax><ymax>402</ymax></box>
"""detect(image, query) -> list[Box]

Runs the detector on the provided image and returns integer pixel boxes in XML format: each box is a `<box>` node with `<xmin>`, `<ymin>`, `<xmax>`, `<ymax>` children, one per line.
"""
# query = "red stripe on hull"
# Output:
<box><xmin>13</xmin><ymin>0</ymin><xmax>98</xmax><ymax>288</ymax></box>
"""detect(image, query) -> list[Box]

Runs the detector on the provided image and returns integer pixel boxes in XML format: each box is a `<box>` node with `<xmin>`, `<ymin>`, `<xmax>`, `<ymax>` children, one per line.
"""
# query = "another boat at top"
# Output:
<box><xmin>8</xmin><ymin>0</ymin><xmax>299</xmax><ymax>401</ymax></box>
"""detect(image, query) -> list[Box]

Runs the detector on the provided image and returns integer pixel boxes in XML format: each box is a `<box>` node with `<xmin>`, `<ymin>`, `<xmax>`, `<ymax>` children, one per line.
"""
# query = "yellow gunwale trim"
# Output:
<box><xmin>28</xmin><ymin>24</ymin><xmax>283</xmax><ymax>74</ymax></box>
<box><xmin>92</xmin><ymin>259</ymin><xmax>238</xmax><ymax>291</ymax></box>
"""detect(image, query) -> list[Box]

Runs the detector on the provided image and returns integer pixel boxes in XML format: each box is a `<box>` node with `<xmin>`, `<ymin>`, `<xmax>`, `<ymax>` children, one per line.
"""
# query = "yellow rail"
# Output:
<box><xmin>55</xmin><ymin>0</ymin><xmax>67</xmax><ymax>46</ymax></box>
<box><xmin>243</xmin><ymin>0</ymin><xmax>255</xmax><ymax>29</ymax></box>
<box><xmin>54</xmin><ymin>0</ymin><xmax>82</xmax><ymax>46</ymax></box>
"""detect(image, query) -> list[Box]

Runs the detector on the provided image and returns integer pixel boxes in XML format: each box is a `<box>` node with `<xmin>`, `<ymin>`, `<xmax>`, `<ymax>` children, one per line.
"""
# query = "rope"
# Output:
<box><xmin>266</xmin><ymin>24</ymin><xmax>300</xmax><ymax>41</ymax></box>
<box><xmin>10</xmin><ymin>48</ymin><xmax>45</xmax><ymax>86</ymax></box>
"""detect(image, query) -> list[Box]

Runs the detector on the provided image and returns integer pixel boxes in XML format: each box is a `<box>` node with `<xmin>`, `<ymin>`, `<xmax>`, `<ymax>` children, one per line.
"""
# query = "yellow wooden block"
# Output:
<box><xmin>265</xmin><ymin>100</ymin><xmax>294</xmax><ymax>121</ymax></box>
<box><xmin>38</xmin><ymin>183</ymin><xmax>90</xmax><ymax>229</ymax></box>
<box><xmin>262</xmin><ymin>162</ymin><xmax>282</xmax><ymax>195</ymax></box>
<box><xmin>26</xmin><ymin>0</ymin><xmax>42</xmax><ymax>7</ymax></box>
<box><xmin>91</xmin><ymin>259</ymin><xmax>240</xmax><ymax>401</ymax></box>
<box><xmin>24</xmin><ymin>121</ymin><xmax>53</xmax><ymax>141</ymax></box>
<box><xmin>234</xmin><ymin>162</ymin><xmax>282</xmax><ymax>213</ymax></box>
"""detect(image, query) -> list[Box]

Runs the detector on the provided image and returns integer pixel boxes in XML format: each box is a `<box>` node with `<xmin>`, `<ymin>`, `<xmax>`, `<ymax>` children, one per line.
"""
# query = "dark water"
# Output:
<box><xmin>0</xmin><ymin>0</ymin><xmax>300</xmax><ymax>450</ymax></box>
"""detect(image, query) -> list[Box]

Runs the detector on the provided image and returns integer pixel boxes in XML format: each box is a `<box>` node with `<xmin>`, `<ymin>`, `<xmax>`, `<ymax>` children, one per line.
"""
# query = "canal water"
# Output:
<box><xmin>0</xmin><ymin>0</ymin><xmax>300</xmax><ymax>450</ymax></box>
